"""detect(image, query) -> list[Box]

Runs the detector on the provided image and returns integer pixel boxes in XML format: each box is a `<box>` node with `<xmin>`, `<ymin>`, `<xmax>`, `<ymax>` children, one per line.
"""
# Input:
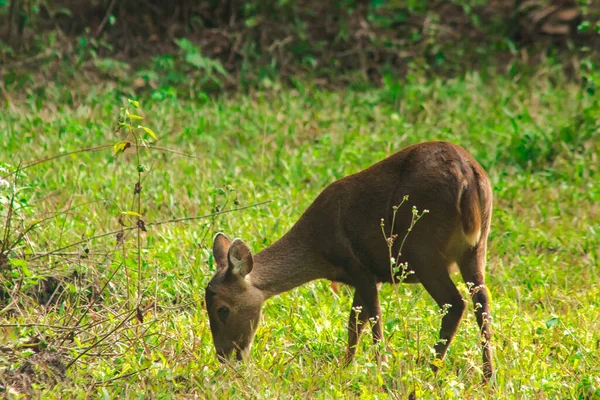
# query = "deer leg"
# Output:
<box><xmin>459</xmin><ymin>245</ymin><xmax>494</xmax><ymax>381</ymax></box>
<box><xmin>346</xmin><ymin>272</ymin><xmax>384</xmax><ymax>363</ymax></box>
<box><xmin>416</xmin><ymin>260</ymin><xmax>465</xmax><ymax>373</ymax></box>
<box><xmin>346</xmin><ymin>290</ymin><xmax>369</xmax><ymax>362</ymax></box>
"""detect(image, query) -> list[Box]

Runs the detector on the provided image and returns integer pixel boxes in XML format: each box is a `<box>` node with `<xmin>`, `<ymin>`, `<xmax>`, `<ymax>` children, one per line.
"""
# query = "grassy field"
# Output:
<box><xmin>1</xmin><ymin>69</ymin><xmax>599</xmax><ymax>398</ymax></box>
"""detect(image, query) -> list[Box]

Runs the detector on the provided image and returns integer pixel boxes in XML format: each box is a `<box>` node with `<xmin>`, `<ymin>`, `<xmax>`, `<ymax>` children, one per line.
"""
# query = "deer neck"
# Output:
<box><xmin>249</xmin><ymin>228</ymin><xmax>328</xmax><ymax>299</ymax></box>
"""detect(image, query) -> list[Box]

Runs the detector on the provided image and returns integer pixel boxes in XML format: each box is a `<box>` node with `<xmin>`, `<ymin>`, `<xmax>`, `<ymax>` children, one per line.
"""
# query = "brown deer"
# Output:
<box><xmin>205</xmin><ymin>141</ymin><xmax>493</xmax><ymax>380</ymax></box>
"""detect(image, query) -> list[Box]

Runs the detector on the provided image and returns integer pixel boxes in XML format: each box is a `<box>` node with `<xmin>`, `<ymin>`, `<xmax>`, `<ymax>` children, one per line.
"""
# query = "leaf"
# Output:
<box><xmin>122</xmin><ymin>211</ymin><xmax>142</xmax><ymax>218</ymax></box>
<box><xmin>185</xmin><ymin>53</ymin><xmax>205</xmax><ymax>68</ymax></box>
<box><xmin>245</xmin><ymin>16</ymin><xmax>262</xmax><ymax>28</ymax></box>
<box><xmin>113</xmin><ymin>141</ymin><xmax>131</xmax><ymax>155</ymax></box>
<box><xmin>432</xmin><ymin>357</ymin><xmax>443</xmax><ymax>368</ymax></box>
<box><xmin>55</xmin><ymin>8</ymin><xmax>72</xmax><ymax>17</ymax></box>
<box><xmin>19</xmin><ymin>262</ymin><xmax>31</xmax><ymax>277</ymax></box>
<box><xmin>175</xmin><ymin>38</ymin><xmax>196</xmax><ymax>53</ymax></box>
<box><xmin>385</xmin><ymin>317</ymin><xmax>400</xmax><ymax>330</ymax></box>
<box><xmin>545</xmin><ymin>316</ymin><xmax>559</xmax><ymax>329</ymax></box>
<box><xmin>118</xmin><ymin>122</ymin><xmax>135</xmax><ymax>131</ymax></box>
<box><xmin>577</xmin><ymin>21</ymin><xmax>590</xmax><ymax>32</ymax></box>
<box><xmin>128</xmin><ymin>99</ymin><xmax>140</xmax><ymax>108</ymax></box>
<box><xmin>138</xmin><ymin>125</ymin><xmax>157</xmax><ymax>141</ymax></box>
<box><xmin>128</xmin><ymin>114</ymin><xmax>143</xmax><ymax>120</ymax></box>
<box><xmin>9</xmin><ymin>259</ymin><xmax>27</xmax><ymax>268</ymax></box>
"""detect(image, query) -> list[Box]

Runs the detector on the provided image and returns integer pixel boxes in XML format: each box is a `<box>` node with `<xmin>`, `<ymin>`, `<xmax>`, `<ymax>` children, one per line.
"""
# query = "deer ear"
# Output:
<box><xmin>227</xmin><ymin>238</ymin><xmax>253</xmax><ymax>278</ymax></box>
<box><xmin>212</xmin><ymin>233</ymin><xmax>232</xmax><ymax>271</ymax></box>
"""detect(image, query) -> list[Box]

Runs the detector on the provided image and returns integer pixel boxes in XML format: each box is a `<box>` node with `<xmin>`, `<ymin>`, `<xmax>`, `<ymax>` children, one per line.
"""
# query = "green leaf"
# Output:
<box><xmin>185</xmin><ymin>53</ymin><xmax>205</xmax><ymax>68</ymax></box>
<box><xmin>118</xmin><ymin>122</ymin><xmax>135</xmax><ymax>131</ymax></box>
<box><xmin>138</xmin><ymin>125</ymin><xmax>158</xmax><ymax>141</ymax></box>
<box><xmin>128</xmin><ymin>99</ymin><xmax>140</xmax><ymax>108</ymax></box>
<box><xmin>113</xmin><ymin>141</ymin><xmax>131</xmax><ymax>155</ymax></box>
<box><xmin>122</xmin><ymin>211</ymin><xmax>142</xmax><ymax>218</ymax></box>
<box><xmin>10</xmin><ymin>259</ymin><xmax>27</xmax><ymax>268</ymax></box>
<box><xmin>578</xmin><ymin>21</ymin><xmax>590</xmax><ymax>32</ymax></box>
<box><xmin>245</xmin><ymin>16</ymin><xmax>262</xmax><ymax>28</ymax></box>
<box><xmin>175</xmin><ymin>38</ymin><xmax>197</xmax><ymax>54</ymax></box>
<box><xmin>128</xmin><ymin>114</ymin><xmax>143</xmax><ymax>120</ymax></box>
<box><xmin>20</xmin><ymin>263</ymin><xmax>31</xmax><ymax>277</ymax></box>
<box><xmin>545</xmin><ymin>316</ymin><xmax>559</xmax><ymax>329</ymax></box>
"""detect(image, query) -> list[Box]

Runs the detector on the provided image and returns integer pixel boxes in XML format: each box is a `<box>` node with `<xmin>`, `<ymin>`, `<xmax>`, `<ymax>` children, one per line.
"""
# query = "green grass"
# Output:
<box><xmin>1</xmin><ymin>70</ymin><xmax>599</xmax><ymax>398</ymax></box>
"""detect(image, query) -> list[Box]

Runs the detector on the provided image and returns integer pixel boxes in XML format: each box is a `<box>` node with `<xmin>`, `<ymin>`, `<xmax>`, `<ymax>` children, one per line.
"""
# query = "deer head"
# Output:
<box><xmin>205</xmin><ymin>233</ymin><xmax>264</xmax><ymax>361</ymax></box>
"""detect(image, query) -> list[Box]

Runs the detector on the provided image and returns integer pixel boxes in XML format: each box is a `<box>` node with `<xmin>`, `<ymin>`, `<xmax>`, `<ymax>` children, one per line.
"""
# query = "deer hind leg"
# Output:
<box><xmin>459</xmin><ymin>244</ymin><xmax>493</xmax><ymax>381</ymax></box>
<box><xmin>346</xmin><ymin>272</ymin><xmax>383</xmax><ymax>363</ymax></box>
<box><xmin>413</xmin><ymin>253</ymin><xmax>466</xmax><ymax>372</ymax></box>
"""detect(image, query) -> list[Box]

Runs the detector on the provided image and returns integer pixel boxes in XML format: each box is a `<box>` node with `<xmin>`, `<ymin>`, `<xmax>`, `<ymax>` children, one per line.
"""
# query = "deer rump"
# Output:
<box><xmin>304</xmin><ymin>141</ymin><xmax>491</xmax><ymax>286</ymax></box>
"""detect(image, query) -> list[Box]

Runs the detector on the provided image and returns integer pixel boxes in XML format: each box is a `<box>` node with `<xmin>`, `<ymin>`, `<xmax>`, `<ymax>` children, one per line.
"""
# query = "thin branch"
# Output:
<box><xmin>150</xmin><ymin>201</ymin><xmax>270</xmax><ymax>226</ymax></box>
<box><xmin>29</xmin><ymin>251</ymin><xmax>114</xmax><ymax>257</ymax></box>
<box><xmin>29</xmin><ymin>200</ymin><xmax>271</xmax><ymax>260</ymax></box>
<box><xmin>0</xmin><ymin>48</ymin><xmax>54</xmax><ymax>72</ymax></box>
<box><xmin>0</xmin><ymin>323</ymin><xmax>80</xmax><ymax>330</ymax></box>
<box><xmin>1</xmin><ymin>198</ymin><xmax>118</xmax><ymax>268</ymax></box>
<box><xmin>65</xmin><ymin>303</ymin><xmax>140</xmax><ymax>371</ymax></box>
<box><xmin>1</xmin><ymin>163</ymin><xmax>20</xmax><ymax>256</ymax></box>
<box><xmin>92</xmin><ymin>367</ymin><xmax>150</xmax><ymax>387</ymax></box>
<box><xmin>1</xmin><ymin>144</ymin><xmax>201</xmax><ymax>180</ymax></box>
<box><xmin>132</xmin><ymin>131</ymin><xmax>143</xmax><ymax>303</ymax></box>
<box><xmin>93</xmin><ymin>0</ymin><xmax>118</xmax><ymax>39</ymax></box>
<box><xmin>1</xmin><ymin>145</ymin><xmax>113</xmax><ymax>180</ymax></box>
<box><xmin>6</xmin><ymin>214</ymin><xmax>58</xmax><ymax>254</ymax></box>
<box><xmin>147</xmin><ymin>145</ymin><xmax>203</xmax><ymax>161</ymax></box>
<box><xmin>58</xmin><ymin>263</ymin><xmax>124</xmax><ymax>348</ymax></box>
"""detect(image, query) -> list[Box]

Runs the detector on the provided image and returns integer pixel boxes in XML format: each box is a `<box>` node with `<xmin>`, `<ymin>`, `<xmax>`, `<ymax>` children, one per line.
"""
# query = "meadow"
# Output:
<box><xmin>0</xmin><ymin>68</ymin><xmax>599</xmax><ymax>398</ymax></box>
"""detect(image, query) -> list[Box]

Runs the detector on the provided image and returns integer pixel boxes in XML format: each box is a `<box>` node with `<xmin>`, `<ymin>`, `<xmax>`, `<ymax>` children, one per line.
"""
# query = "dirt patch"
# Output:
<box><xmin>0</xmin><ymin>351</ymin><xmax>67</xmax><ymax>396</ymax></box>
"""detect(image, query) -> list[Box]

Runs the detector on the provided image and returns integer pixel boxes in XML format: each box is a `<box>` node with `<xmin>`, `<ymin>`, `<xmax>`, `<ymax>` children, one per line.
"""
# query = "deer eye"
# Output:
<box><xmin>217</xmin><ymin>306</ymin><xmax>230</xmax><ymax>323</ymax></box>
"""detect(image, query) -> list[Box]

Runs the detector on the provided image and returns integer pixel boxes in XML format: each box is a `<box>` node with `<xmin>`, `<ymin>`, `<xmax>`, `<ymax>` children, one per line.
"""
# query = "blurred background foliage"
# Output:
<box><xmin>0</xmin><ymin>0</ymin><xmax>599</xmax><ymax>95</ymax></box>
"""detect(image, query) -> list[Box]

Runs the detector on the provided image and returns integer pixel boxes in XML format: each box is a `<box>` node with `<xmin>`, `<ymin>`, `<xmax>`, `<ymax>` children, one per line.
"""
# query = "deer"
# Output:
<box><xmin>205</xmin><ymin>141</ymin><xmax>494</xmax><ymax>380</ymax></box>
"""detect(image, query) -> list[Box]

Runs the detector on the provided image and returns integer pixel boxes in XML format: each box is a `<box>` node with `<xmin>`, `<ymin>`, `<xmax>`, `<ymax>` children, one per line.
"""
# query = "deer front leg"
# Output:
<box><xmin>346</xmin><ymin>279</ymin><xmax>384</xmax><ymax>363</ymax></box>
<box><xmin>346</xmin><ymin>290</ymin><xmax>369</xmax><ymax>362</ymax></box>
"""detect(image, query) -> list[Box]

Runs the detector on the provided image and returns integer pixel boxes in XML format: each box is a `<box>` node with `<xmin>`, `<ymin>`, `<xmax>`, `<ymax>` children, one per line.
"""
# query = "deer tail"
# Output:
<box><xmin>460</xmin><ymin>180</ymin><xmax>482</xmax><ymax>247</ymax></box>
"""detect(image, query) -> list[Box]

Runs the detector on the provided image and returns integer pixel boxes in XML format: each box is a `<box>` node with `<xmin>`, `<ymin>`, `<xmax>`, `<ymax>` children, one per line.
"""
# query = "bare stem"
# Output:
<box><xmin>1</xmin><ymin>163</ymin><xmax>20</xmax><ymax>256</ymax></box>
<box><xmin>0</xmin><ymin>144</ymin><xmax>201</xmax><ymax>181</ymax></box>
<box><xmin>65</xmin><ymin>301</ymin><xmax>141</xmax><ymax>371</ymax></box>
<box><xmin>132</xmin><ymin>130</ymin><xmax>143</xmax><ymax>304</ymax></box>
<box><xmin>58</xmin><ymin>262</ymin><xmax>124</xmax><ymax>348</ymax></box>
<box><xmin>29</xmin><ymin>201</ymin><xmax>271</xmax><ymax>261</ymax></box>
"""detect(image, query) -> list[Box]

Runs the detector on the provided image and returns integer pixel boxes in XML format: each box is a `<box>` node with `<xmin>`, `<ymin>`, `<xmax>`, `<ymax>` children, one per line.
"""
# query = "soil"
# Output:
<box><xmin>0</xmin><ymin>351</ymin><xmax>67</xmax><ymax>396</ymax></box>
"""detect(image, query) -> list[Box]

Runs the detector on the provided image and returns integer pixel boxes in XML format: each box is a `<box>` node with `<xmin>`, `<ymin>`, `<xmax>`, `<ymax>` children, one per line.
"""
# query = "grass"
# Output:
<box><xmin>0</xmin><ymin>68</ymin><xmax>599</xmax><ymax>398</ymax></box>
